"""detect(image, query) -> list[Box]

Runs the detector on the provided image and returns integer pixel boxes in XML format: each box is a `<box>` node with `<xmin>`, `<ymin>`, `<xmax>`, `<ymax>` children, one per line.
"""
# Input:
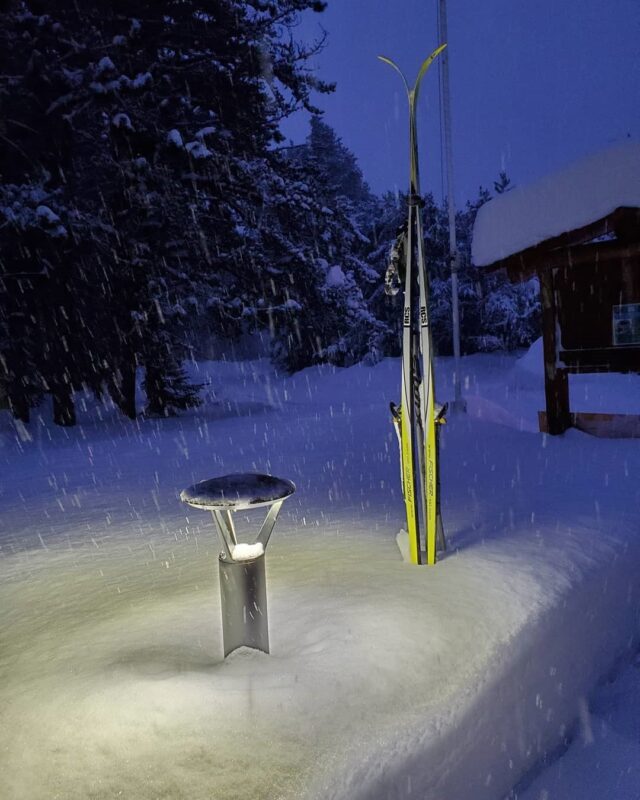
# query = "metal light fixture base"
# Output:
<box><xmin>218</xmin><ymin>552</ymin><xmax>269</xmax><ymax>657</ymax></box>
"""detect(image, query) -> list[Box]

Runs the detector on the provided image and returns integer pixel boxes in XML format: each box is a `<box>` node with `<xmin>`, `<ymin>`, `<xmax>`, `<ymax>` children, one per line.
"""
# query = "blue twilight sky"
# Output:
<box><xmin>280</xmin><ymin>0</ymin><xmax>640</xmax><ymax>205</ymax></box>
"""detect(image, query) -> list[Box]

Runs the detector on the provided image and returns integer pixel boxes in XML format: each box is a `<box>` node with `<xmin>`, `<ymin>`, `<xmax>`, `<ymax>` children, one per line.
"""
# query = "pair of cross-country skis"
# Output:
<box><xmin>380</xmin><ymin>45</ymin><xmax>448</xmax><ymax>565</ymax></box>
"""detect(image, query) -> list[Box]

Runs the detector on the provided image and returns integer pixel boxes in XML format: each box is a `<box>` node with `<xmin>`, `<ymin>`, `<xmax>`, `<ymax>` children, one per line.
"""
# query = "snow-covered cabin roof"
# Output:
<box><xmin>472</xmin><ymin>140</ymin><xmax>640</xmax><ymax>268</ymax></box>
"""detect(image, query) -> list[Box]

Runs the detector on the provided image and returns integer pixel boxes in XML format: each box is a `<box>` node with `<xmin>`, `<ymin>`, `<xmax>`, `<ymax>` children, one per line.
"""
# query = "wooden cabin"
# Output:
<box><xmin>472</xmin><ymin>141</ymin><xmax>640</xmax><ymax>435</ymax></box>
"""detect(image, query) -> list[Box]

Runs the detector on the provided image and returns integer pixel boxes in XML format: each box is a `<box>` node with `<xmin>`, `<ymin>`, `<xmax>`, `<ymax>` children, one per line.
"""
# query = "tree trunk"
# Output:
<box><xmin>109</xmin><ymin>358</ymin><xmax>137</xmax><ymax>419</ymax></box>
<box><xmin>143</xmin><ymin>362</ymin><xmax>168</xmax><ymax>417</ymax></box>
<box><xmin>52</xmin><ymin>381</ymin><xmax>76</xmax><ymax>427</ymax></box>
<box><xmin>8</xmin><ymin>392</ymin><xmax>30</xmax><ymax>424</ymax></box>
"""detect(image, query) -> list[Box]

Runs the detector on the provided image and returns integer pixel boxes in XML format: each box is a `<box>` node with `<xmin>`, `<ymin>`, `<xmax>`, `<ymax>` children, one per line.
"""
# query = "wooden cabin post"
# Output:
<box><xmin>538</xmin><ymin>266</ymin><xmax>571</xmax><ymax>434</ymax></box>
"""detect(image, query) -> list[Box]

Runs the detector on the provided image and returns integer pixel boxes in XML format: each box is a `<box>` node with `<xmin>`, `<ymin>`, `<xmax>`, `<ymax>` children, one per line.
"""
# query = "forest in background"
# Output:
<box><xmin>0</xmin><ymin>1</ymin><xmax>539</xmax><ymax>426</ymax></box>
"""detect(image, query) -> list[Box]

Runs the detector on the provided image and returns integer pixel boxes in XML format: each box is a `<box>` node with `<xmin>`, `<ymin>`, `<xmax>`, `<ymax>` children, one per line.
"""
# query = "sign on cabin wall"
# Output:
<box><xmin>553</xmin><ymin>258</ymin><xmax>640</xmax><ymax>373</ymax></box>
<box><xmin>555</xmin><ymin>259</ymin><xmax>640</xmax><ymax>352</ymax></box>
<box><xmin>613</xmin><ymin>303</ymin><xmax>640</xmax><ymax>346</ymax></box>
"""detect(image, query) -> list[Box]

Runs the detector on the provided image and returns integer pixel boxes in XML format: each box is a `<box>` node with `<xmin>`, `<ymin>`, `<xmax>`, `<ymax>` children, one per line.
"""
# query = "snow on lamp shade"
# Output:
<box><xmin>179</xmin><ymin>473</ymin><xmax>295</xmax><ymax>512</ymax></box>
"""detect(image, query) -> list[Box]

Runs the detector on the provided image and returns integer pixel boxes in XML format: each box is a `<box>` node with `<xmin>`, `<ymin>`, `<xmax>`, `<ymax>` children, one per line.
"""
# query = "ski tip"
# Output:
<box><xmin>377</xmin><ymin>56</ymin><xmax>410</xmax><ymax>94</ymax></box>
<box><xmin>427</xmin><ymin>43</ymin><xmax>447</xmax><ymax>61</ymax></box>
<box><xmin>414</xmin><ymin>43</ymin><xmax>448</xmax><ymax>90</ymax></box>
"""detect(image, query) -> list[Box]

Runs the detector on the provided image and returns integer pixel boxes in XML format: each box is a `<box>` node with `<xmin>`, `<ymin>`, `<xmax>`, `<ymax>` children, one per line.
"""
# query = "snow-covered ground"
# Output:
<box><xmin>1</xmin><ymin>346</ymin><xmax>639</xmax><ymax>799</ymax></box>
<box><xmin>517</xmin><ymin>654</ymin><xmax>640</xmax><ymax>800</ymax></box>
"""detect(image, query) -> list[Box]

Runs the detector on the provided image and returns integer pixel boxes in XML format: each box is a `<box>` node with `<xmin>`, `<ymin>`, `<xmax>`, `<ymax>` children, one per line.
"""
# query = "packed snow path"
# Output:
<box><xmin>1</xmin><ymin>353</ymin><xmax>639</xmax><ymax>799</ymax></box>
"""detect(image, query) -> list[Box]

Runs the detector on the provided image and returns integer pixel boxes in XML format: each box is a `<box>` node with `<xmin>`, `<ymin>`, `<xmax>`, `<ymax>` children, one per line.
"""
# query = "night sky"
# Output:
<box><xmin>280</xmin><ymin>0</ymin><xmax>640</xmax><ymax>204</ymax></box>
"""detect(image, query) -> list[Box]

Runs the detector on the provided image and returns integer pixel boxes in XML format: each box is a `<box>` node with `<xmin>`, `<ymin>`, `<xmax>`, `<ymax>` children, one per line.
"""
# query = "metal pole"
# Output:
<box><xmin>438</xmin><ymin>0</ymin><xmax>465</xmax><ymax>411</ymax></box>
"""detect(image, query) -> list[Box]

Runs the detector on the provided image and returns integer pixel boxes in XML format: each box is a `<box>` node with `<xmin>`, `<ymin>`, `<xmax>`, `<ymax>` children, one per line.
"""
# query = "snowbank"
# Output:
<box><xmin>518</xmin><ymin>655</ymin><xmax>640</xmax><ymax>800</ymax></box>
<box><xmin>515</xmin><ymin>336</ymin><xmax>544</xmax><ymax>377</ymax></box>
<box><xmin>1</xmin><ymin>356</ymin><xmax>639</xmax><ymax>799</ymax></box>
<box><xmin>514</xmin><ymin>337</ymin><xmax>640</xmax><ymax>416</ymax></box>
<box><xmin>472</xmin><ymin>140</ymin><xmax>640</xmax><ymax>267</ymax></box>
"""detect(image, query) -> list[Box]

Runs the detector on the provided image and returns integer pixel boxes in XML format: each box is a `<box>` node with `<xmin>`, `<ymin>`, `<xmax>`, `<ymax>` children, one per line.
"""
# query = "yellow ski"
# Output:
<box><xmin>380</xmin><ymin>45</ymin><xmax>447</xmax><ymax>565</ymax></box>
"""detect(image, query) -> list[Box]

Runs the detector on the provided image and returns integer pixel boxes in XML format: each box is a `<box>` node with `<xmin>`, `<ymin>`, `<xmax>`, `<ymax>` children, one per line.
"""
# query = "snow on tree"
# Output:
<box><xmin>265</xmin><ymin>118</ymin><xmax>387</xmax><ymax>370</ymax></box>
<box><xmin>0</xmin><ymin>0</ymin><xmax>332</xmax><ymax>423</ymax></box>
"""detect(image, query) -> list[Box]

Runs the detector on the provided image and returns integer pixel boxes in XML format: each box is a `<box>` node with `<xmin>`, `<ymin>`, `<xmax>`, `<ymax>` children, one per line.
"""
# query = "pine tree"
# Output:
<box><xmin>262</xmin><ymin>118</ymin><xmax>387</xmax><ymax>370</ymax></box>
<box><xmin>366</xmin><ymin>191</ymin><xmax>409</xmax><ymax>356</ymax></box>
<box><xmin>0</xmin><ymin>0</ymin><xmax>332</xmax><ymax>423</ymax></box>
<box><xmin>493</xmin><ymin>171</ymin><xmax>512</xmax><ymax>194</ymax></box>
<box><xmin>306</xmin><ymin>117</ymin><xmax>373</xmax><ymax>206</ymax></box>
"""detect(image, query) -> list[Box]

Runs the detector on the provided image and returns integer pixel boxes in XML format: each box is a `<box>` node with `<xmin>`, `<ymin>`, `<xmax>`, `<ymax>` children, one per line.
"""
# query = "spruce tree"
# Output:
<box><xmin>263</xmin><ymin>118</ymin><xmax>387</xmax><ymax>370</ymax></box>
<box><xmin>0</xmin><ymin>0</ymin><xmax>332</xmax><ymax>422</ymax></box>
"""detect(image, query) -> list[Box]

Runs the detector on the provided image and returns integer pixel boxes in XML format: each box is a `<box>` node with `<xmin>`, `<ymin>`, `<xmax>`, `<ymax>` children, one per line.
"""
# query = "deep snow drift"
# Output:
<box><xmin>1</xmin><ymin>349</ymin><xmax>639</xmax><ymax>799</ymax></box>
